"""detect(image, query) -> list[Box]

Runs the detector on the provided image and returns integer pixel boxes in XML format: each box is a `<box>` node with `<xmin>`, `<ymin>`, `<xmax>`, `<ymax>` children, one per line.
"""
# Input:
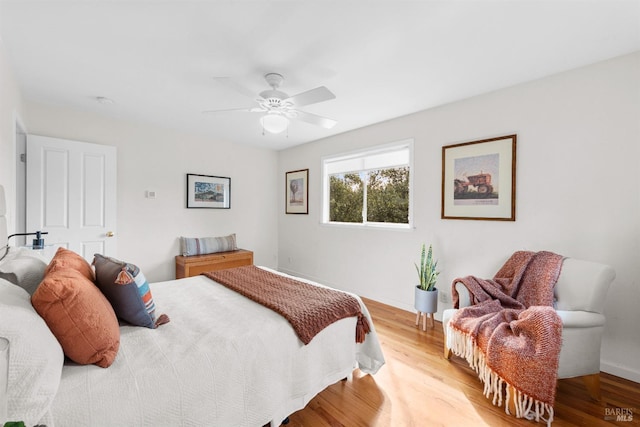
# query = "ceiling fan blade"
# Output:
<box><xmin>292</xmin><ymin>110</ymin><xmax>337</xmax><ymax>129</ymax></box>
<box><xmin>201</xmin><ymin>106</ymin><xmax>256</xmax><ymax>114</ymax></box>
<box><xmin>213</xmin><ymin>76</ymin><xmax>258</xmax><ymax>100</ymax></box>
<box><xmin>285</xmin><ymin>86</ymin><xmax>335</xmax><ymax>107</ymax></box>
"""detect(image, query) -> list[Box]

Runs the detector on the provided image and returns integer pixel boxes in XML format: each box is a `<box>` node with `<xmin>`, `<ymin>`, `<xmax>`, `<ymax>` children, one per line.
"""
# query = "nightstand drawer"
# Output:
<box><xmin>175</xmin><ymin>249</ymin><xmax>253</xmax><ymax>279</ymax></box>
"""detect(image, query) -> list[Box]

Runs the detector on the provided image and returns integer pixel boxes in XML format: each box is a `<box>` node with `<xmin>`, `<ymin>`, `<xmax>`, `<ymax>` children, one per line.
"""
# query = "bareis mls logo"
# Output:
<box><xmin>604</xmin><ymin>407</ymin><xmax>634</xmax><ymax>422</ymax></box>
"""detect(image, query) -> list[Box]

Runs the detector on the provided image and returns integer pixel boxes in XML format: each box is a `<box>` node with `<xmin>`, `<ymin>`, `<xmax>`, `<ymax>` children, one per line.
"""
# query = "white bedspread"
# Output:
<box><xmin>50</xmin><ymin>270</ymin><xmax>385</xmax><ymax>427</ymax></box>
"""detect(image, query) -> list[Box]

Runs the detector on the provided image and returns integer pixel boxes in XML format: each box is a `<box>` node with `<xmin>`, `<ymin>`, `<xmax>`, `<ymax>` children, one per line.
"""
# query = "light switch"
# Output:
<box><xmin>146</xmin><ymin>190</ymin><xmax>156</xmax><ymax>199</ymax></box>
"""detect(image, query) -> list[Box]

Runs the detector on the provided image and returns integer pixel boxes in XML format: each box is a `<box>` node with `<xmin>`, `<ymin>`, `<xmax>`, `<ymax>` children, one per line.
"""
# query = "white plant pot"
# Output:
<box><xmin>414</xmin><ymin>286</ymin><xmax>438</xmax><ymax>313</ymax></box>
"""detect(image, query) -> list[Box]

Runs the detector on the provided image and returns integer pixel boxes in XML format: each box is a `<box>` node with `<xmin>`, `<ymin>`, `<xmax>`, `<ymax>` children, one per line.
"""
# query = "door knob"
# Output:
<box><xmin>106</xmin><ymin>231</ymin><xmax>114</xmax><ymax>237</ymax></box>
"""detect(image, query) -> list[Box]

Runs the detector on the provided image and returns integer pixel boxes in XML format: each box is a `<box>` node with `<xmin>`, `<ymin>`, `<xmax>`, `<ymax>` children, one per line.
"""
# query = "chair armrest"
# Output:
<box><xmin>556</xmin><ymin>310</ymin><xmax>605</xmax><ymax>328</ymax></box>
<box><xmin>454</xmin><ymin>281</ymin><xmax>472</xmax><ymax>308</ymax></box>
<box><xmin>554</xmin><ymin>258</ymin><xmax>615</xmax><ymax>313</ymax></box>
<box><xmin>455</xmin><ymin>288</ymin><xmax>606</xmax><ymax>327</ymax></box>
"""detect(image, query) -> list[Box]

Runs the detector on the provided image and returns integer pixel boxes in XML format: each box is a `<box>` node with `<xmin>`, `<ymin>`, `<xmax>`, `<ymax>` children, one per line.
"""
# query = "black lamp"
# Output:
<box><xmin>7</xmin><ymin>231</ymin><xmax>48</xmax><ymax>249</ymax></box>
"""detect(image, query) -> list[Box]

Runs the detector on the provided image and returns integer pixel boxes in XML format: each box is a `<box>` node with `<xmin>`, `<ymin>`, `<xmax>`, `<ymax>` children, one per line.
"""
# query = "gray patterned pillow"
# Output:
<box><xmin>92</xmin><ymin>254</ymin><xmax>167</xmax><ymax>329</ymax></box>
<box><xmin>180</xmin><ymin>233</ymin><xmax>237</xmax><ymax>256</ymax></box>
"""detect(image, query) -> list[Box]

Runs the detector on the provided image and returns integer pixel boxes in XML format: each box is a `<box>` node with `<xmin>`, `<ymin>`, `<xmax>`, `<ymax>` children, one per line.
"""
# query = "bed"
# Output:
<box><xmin>0</xmin><ymin>185</ymin><xmax>385</xmax><ymax>427</ymax></box>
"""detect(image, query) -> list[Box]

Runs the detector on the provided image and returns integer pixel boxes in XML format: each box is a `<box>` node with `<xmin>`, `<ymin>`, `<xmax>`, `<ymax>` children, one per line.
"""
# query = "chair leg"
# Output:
<box><xmin>582</xmin><ymin>373</ymin><xmax>602</xmax><ymax>401</ymax></box>
<box><xmin>443</xmin><ymin>332</ymin><xmax>451</xmax><ymax>359</ymax></box>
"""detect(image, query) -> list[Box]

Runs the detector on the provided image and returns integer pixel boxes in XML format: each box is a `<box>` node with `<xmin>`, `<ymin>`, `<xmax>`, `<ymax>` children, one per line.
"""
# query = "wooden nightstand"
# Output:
<box><xmin>175</xmin><ymin>249</ymin><xmax>253</xmax><ymax>279</ymax></box>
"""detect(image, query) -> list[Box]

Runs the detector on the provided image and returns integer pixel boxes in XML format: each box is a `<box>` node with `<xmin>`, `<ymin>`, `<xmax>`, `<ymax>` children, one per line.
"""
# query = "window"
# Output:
<box><xmin>322</xmin><ymin>140</ymin><xmax>413</xmax><ymax>228</ymax></box>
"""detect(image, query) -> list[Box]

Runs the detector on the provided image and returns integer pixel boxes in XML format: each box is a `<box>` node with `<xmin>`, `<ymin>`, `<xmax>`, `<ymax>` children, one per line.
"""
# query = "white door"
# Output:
<box><xmin>26</xmin><ymin>135</ymin><xmax>117</xmax><ymax>261</ymax></box>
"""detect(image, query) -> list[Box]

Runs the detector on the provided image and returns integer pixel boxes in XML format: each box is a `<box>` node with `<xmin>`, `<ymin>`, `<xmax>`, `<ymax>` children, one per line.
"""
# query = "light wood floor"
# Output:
<box><xmin>287</xmin><ymin>298</ymin><xmax>640</xmax><ymax>426</ymax></box>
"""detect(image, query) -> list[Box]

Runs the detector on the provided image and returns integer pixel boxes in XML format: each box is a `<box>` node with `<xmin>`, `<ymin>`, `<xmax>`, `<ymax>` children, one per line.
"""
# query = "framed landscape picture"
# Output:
<box><xmin>441</xmin><ymin>135</ymin><xmax>516</xmax><ymax>221</ymax></box>
<box><xmin>286</xmin><ymin>169</ymin><xmax>309</xmax><ymax>214</ymax></box>
<box><xmin>186</xmin><ymin>173</ymin><xmax>231</xmax><ymax>209</ymax></box>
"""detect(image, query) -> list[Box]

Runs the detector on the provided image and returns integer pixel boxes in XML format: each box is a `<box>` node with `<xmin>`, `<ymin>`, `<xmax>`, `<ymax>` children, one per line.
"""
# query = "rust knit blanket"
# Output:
<box><xmin>449</xmin><ymin>251</ymin><xmax>564</xmax><ymax>425</ymax></box>
<box><xmin>203</xmin><ymin>266</ymin><xmax>370</xmax><ymax>345</ymax></box>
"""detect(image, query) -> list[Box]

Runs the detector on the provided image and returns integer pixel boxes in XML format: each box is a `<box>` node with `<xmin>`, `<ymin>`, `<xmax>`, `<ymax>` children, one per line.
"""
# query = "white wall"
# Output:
<box><xmin>3</xmin><ymin>32</ymin><xmax>639</xmax><ymax>382</ymax></box>
<box><xmin>25</xmin><ymin>102</ymin><xmax>279</xmax><ymax>282</ymax></box>
<box><xmin>277</xmin><ymin>52</ymin><xmax>640</xmax><ymax>381</ymax></box>
<box><xmin>0</xmin><ymin>38</ymin><xmax>27</xmax><ymax>234</ymax></box>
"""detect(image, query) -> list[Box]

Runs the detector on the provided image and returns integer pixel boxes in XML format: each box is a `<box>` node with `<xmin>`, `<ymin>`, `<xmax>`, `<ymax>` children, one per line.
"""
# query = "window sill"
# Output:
<box><xmin>320</xmin><ymin>222</ymin><xmax>414</xmax><ymax>232</ymax></box>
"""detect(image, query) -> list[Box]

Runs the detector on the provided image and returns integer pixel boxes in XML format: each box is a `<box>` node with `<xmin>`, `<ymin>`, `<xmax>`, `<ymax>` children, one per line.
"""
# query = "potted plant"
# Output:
<box><xmin>414</xmin><ymin>243</ymin><xmax>439</xmax><ymax>316</ymax></box>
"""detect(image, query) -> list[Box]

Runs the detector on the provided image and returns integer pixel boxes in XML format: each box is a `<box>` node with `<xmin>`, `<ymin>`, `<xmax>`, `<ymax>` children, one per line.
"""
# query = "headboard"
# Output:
<box><xmin>0</xmin><ymin>185</ymin><xmax>7</xmax><ymax>245</ymax></box>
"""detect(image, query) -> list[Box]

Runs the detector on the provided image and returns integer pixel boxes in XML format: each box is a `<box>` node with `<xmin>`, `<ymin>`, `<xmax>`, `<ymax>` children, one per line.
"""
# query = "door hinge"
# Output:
<box><xmin>20</xmin><ymin>153</ymin><xmax>26</xmax><ymax>163</ymax></box>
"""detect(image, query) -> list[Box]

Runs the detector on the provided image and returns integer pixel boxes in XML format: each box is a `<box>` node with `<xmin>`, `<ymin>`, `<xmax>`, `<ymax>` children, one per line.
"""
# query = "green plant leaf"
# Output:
<box><xmin>415</xmin><ymin>243</ymin><xmax>439</xmax><ymax>291</ymax></box>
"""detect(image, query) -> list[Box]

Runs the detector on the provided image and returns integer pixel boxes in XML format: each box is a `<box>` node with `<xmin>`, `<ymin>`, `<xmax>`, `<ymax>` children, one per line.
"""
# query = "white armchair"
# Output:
<box><xmin>442</xmin><ymin>257</ymin><xmax>615</xmax><ymax>400</ymax></box>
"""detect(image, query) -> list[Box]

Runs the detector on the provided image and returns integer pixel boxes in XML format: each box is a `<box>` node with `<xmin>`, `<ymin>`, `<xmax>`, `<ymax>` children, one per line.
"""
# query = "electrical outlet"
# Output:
<box><xmin>440</xmin><ymin>291</ymin><xmax>450</xmax><ymax>304</ymax></box>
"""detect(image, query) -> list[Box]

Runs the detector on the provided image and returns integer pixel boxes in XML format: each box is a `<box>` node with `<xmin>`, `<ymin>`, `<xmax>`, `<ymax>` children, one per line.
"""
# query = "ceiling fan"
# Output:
<box><xmin>203</xmin><ymin>73</ymin><xmax>337</xmax><ymax>134</ymax></box>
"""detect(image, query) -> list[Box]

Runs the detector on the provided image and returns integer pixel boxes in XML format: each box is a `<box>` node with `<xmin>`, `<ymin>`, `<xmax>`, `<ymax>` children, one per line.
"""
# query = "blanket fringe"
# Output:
<box><xmin>448</xmin><ymin>327</ymin><xmax>554</xmax><ymax>426</ymax></box>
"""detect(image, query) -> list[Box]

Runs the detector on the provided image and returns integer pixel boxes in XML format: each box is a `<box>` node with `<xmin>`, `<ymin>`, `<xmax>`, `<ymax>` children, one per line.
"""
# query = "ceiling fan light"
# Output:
<box><xmin>260</xmin><ymin>113</ymin><xmax>289</xmax><ymax>134</ymax></box>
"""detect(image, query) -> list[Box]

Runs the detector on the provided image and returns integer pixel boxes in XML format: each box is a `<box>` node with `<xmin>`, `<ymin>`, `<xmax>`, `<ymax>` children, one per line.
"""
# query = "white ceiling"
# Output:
<box><xmin>1</xmin><ymin>1</ymin><xmax>639</xmax><ymax>151</ymax></box>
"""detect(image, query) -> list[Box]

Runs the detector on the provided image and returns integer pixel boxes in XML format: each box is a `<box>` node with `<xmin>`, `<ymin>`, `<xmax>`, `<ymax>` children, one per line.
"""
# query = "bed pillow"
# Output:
<box><xmin>0</xmin><ymin>279</ymin><xmax>64</xmax><ymax>426</ymax></box>
<box><xmin>0</xmin><ymin>249</ymin><xmax>48</xmax><ymax>295</ymax></box>
<box><xmin>31</xmin><ymin>268</ymin><xmax>120</xmax><ymax>368</ymax></box>
<box><xmin>44</xmin><ymin>246</ymin><xmax>94</xmax><ymax>281</ymax></box>
<box><xmin>180</xmin><ymin>233</ymin><xmax>237</xmax><ymax>256</ymax></box>
<box><xmin>93</xmin><ymin>254</ymin><xmax>168</xmax><ymax>328</ymax></box>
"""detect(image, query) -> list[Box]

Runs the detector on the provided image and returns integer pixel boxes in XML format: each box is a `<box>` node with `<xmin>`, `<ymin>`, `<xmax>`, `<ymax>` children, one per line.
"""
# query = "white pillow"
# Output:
<box><xmin>0</xmin><ymin>249</ymin><xmax>48</xmax><ymax>295</ymax></box>
<box><xmin>0</xmin><ymin>279</ymin><xmax>64</xmax><ymax>426</ymax></box>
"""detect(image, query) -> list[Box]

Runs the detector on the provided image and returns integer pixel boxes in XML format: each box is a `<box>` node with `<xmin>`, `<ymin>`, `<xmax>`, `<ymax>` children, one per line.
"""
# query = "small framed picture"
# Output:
<box><xmin>441</xmin><ymin>135</ymin><xmax>516</xmax><ymax>221</ymax></box>
<box><xmin>186</xmin><ymin>174</ymin><xmax>231</xmax><ymax>209</ymax></box>
<box><xmin>286</xmin><ymin>169</ymin><xmax>309</xmax><ymax>214</ymax></box>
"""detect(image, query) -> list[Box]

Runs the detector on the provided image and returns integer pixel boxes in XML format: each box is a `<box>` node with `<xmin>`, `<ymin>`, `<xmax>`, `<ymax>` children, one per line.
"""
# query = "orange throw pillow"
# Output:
<box><xmin>44</xmin><ymin>247</ymin><xmax>95</xmax><ymax>281</ymax></box>
<box><xmin>32</xmin><ymin>268</ymin><xmax>120</xmax><ymax>368</ymax></box>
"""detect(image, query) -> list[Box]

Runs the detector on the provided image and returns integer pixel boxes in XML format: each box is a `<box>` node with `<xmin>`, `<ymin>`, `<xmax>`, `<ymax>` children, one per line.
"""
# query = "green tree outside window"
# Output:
<box><xmin>329</xmin><ymin>167</ymin><xmax>409</xmax><ymax>224</ymax></box>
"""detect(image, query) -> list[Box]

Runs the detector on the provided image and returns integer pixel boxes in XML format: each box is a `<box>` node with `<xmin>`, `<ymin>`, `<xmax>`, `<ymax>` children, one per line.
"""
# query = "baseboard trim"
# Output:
<box><xmin>601</xmin><ymin>361</ymin><xmax>640</xmax><ymax>383</ymax></box>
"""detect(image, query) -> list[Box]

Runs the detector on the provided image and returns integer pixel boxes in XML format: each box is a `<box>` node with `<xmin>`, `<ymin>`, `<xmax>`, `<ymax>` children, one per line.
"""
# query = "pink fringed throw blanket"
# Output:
<box><xmin>204</xmin><ymin>266</ymin><xmax>370</xmax><ymax>345</ymax></box>
<box><xmin>449</xmin><ymin>251</ymin><xmax>564</xmax><ymax>425</ymax></box>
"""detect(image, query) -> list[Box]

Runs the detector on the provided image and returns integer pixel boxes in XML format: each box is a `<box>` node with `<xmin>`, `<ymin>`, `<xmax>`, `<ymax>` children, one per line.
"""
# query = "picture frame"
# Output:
<box><xmin>285</xmin><ymin>169</ymin><xmax>309</xmax><ymax>214</ymax></box>
<box><xmin>186</xmin><ymin>173</ymin><xmax>231</xmax><ymax>209</ymax></box>
<box><xmin>441</xmin><ymin>134</ymin><xmax>516</xmax><ymax>221</ymax></box>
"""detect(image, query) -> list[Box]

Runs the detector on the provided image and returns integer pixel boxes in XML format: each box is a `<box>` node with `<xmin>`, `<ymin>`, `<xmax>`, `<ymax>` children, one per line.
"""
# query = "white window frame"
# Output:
<box><xmin>321</xmin><ymin>139</ymin><xmax>414</xmax><ymax>230</ymax></box>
